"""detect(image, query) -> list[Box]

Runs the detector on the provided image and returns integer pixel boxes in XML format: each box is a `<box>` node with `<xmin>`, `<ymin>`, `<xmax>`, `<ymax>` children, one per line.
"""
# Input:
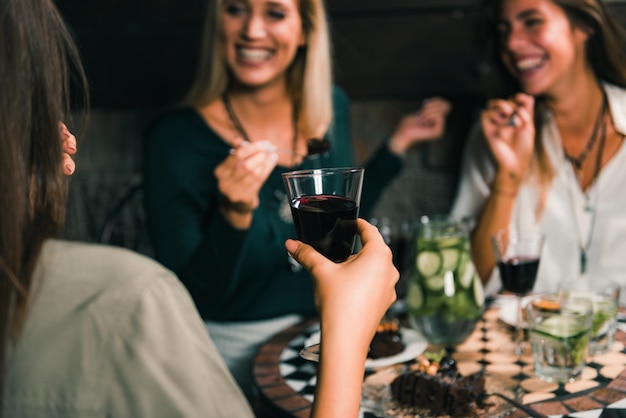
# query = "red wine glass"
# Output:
<box><xmin>491</xmin><ymin>231</ymin><xmax>545</xmax><ymax>357</ymax></box>
<box><xmin>282</xmin><ymin>167</ymin><xmax>365</xmax><ymax>361</ymax></box>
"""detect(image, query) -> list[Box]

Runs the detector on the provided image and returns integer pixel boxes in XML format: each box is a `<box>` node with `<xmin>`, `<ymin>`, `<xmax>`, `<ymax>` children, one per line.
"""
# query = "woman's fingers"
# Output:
<box><xmin>355</xmin><ymin>218</ymin><xmax>385</xmax><ymax>247</ymax></box>
<box><xmin>59</xmin><ymin>122</ymin><xmax>77</xmax><ymax>175</ymax></box>
<box><xmin>62</xmin><ymin>153</ymin><xmax>75</xmax><ymax>175</ymax></box>
<box><xmin>485</xmin><ymin>93</ymin><xmax>534</xmax><ymax>128</ymax></box>
<box><xmin>420</xmin><ymin>97</ymin><xmax>451</xmax><ymax>116</ymax></box>
<box><xmin>485</xmin><ymin>99</ymin><xmax>517</xmax><ymax>125</ymax></box>
<box><xmin>285</xmin><ymin>239</ymin><xmax>329</xmax><ymax>274</ymax></box>
<box><xmin>215</xmin><ymin>140</ymin><xmax>279</xmax><ymax>211</ymax></box>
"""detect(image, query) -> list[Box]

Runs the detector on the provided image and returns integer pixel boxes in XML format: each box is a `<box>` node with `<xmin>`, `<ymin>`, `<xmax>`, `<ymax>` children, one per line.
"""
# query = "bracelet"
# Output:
<box><xmin>219</xmin><ymin>196</ymin><xmax>255</xmax><ymax>214</ymax></box>
<box><xmin>491</xmin><ymin>187</ymin><xmax>518</xmax><ymax>198</ymax></box>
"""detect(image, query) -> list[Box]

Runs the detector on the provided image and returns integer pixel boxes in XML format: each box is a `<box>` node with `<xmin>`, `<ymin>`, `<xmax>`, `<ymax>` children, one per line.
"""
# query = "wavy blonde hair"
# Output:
<box><xmin>184</xmin><ymin>0</ymin><xmax>333</xmax><ymax>139</ymax></box>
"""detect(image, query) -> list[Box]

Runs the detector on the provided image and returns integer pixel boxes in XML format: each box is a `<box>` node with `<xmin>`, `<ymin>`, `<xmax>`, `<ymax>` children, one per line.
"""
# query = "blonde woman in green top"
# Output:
<box><xmin>144</xmin><ymin>0</ymin><xmax>450</xmax><ymax>396</ymax></box>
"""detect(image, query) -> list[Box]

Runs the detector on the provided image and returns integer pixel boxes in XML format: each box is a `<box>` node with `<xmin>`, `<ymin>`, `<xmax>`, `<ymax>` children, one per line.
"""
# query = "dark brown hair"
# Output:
<box><xmin>477</xmin><ymin>0</ymin><xmax>626</xmax><ymax>215</ymax></box>
<box><xmin>0</xmin><ymin>0</ymin><xmax>87</xmax><ymax>407</ymax></box>
<box><xmin>478</xmin><ymin>0</ymin><xmax>626</xmax><ymax>97</ymax></box>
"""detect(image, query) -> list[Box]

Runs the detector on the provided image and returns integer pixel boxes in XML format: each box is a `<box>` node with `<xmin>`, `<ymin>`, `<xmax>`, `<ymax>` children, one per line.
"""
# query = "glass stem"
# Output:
<box><xmin>515</xmin><ymin>295</ymin><xmax>523</xmax><ymax>358</ymax></box>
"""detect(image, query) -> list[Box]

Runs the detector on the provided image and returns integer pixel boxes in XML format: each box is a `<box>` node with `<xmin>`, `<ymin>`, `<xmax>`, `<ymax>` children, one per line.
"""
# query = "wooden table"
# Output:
<box><xmin>252</xmin><ymin>306</ymin><xmax>626</xmax><ymax>418</ymax></box>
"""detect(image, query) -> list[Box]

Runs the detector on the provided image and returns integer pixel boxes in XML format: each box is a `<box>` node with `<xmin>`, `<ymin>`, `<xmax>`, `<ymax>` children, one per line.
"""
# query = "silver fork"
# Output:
<box><xmin>485</xmin><ymin>391</ymin><xmax>548</xmax><ymax>418</ymax></box>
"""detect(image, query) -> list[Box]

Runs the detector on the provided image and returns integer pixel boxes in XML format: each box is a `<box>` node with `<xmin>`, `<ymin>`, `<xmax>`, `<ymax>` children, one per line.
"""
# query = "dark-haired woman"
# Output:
<box><xmin>451</xmin><ymin>0</ymin><xmax>626</xmax><ymax>300</ymax></box>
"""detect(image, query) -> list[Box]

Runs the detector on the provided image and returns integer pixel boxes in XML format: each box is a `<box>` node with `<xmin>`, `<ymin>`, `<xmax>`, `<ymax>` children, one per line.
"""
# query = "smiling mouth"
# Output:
<box><xmin>237</xmin><ymin>47</ymin><xmax>273</xmax><ymax>62</ymax></box>
<box><xmin>514</xmin><ymin>56</ymin><xmax>546</xmax><ymax>74</ymax></box>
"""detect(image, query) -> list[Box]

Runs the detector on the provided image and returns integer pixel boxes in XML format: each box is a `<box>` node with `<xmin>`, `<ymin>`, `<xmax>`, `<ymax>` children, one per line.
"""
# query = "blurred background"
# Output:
<box><xmin>56</xmin><ymin>0</ymin><xmax>626</xmax><ymax>253</ymax></box>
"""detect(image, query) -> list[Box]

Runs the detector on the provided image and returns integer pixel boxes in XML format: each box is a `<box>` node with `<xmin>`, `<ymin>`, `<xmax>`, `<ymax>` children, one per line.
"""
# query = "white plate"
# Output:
<box><xmin>497</xmin><ymin>295</ymin><xmax>531</xmax><ymax>329</ymax></box>
<box><xmin>304</xmin><ymin>328</ymin><xmax>427</xmax><ymax>369</ymax></box>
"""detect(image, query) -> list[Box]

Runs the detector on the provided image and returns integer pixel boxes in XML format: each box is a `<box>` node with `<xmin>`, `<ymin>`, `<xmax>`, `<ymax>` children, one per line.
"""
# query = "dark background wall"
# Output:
<box><xmin>55</xmin><ymin>0</ymin><xmax>626</xmax><ymax>249</ymax></box>
<box><xmin>57</xmin><ymin>0</ymin><xmax>487</xmax><ymax>107</ymax></box>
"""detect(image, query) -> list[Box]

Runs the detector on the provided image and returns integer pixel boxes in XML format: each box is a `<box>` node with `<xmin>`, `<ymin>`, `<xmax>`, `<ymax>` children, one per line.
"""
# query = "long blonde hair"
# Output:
<box><xmin>184</xmin><ymin>0</ymin><xmax>333</xmax><ymax>139</ymax></box>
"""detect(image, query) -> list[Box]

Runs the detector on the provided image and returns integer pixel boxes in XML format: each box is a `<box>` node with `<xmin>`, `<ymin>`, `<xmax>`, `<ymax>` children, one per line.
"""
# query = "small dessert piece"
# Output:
<box><xmin>369</xmin><ymin>320</ymin><xmax>405</xmax><ymax>359</ymax></box>
<box><xmin>390</xmin><ymin>353</ymin><xmax>487</xmax><ymax>417</ymax></box>
<box><xmin>531</xmin><ymin>297</ymin><xmax>561</xmax><ymax>312</ymax></box>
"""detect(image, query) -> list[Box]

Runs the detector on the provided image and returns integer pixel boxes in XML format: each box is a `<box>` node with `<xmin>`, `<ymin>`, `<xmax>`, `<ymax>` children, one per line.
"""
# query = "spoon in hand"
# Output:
<box><xmin>272</xmin><ymin>138</ymin><xmax>331</xmax><ymax>159</ymax></box>
<box><xmin>230</xmin><ymin>138</ymin><xmax>331</xmax><ymax>160</ymax></box>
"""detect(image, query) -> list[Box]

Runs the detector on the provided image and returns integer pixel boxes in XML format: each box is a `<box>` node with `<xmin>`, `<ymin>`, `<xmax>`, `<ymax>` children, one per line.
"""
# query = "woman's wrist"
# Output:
<box><xmin>387</xmin><ymin>135</ymin><xmax>407</xmax><ymax>156</ymax></box>
<box><xmin>491</xmin><ymin>187</ymin><xmax>518</xmax><ymax>199</ymax></box>
<box><xmin>219</xmin><ymin>197</ymin><xmax>255</xmax><ymax>214</ymax></box>
<box><xmin>492</xmin><ymin>171</ymin><xmax>522</xmax><ymax>198</ymax></box>
<box><xmin>218</xmin><ymin>197</ymin><xmax>255</xmax><ymax>229</ymax></box>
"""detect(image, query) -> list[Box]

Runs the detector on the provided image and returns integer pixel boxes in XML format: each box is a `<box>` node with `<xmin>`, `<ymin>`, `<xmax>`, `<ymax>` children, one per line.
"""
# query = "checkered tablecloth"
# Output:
<box><xmin>279</xmin><ymin>314</ymin><xmax>626</xmax><ymax>418</ymax></box>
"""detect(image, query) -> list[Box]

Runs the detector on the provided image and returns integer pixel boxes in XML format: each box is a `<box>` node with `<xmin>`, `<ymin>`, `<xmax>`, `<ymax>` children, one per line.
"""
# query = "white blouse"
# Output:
<box><xmin>451</xmin><ymin>83</ymin><xmax>626</xmax><ymax>302</ymax></box>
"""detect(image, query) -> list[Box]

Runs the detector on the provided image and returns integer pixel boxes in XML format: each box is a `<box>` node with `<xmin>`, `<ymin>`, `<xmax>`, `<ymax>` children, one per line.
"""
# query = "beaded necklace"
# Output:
<box><xmin>564</xmin><ymin>92</ymin><xmax>608</xmax><ymax>186</ymax></box>
<box><xmin>564</xmin><ymin>91</ymin><xmax>608</xmax><ymax>275</ymax></box>
<box><xmin>222</xmin><ymin>92</ymin><xmax>299</xmax><ymax>165</ymax></box>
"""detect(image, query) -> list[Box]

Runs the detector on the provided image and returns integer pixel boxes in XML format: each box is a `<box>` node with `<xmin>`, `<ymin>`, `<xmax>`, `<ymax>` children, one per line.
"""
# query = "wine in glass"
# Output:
<box><xmin>282</xmin><ymin>167</ymin><xmax>364</xmax><ymax>361</ymax></box>
<box><xmin>373</xmin><ymin>217</ymin><xmax>416</xmax><ymax>307</ymax></box>
<box><xmin>491</xmin><ymin>231</ymin><xmax>545</xmax><ymax>356</ymax></box>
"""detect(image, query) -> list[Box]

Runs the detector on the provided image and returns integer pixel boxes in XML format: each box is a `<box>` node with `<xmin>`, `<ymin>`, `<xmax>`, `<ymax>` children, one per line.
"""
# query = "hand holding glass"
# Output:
<box><xmin>282</xmin><ymin>167</ymin><xmax>363</xmax><ymax>262</ymax></box>
<box><xmin>282</xmin><ymin>167</ymin><xmax>364</xmax><ymax>361</ymax></box>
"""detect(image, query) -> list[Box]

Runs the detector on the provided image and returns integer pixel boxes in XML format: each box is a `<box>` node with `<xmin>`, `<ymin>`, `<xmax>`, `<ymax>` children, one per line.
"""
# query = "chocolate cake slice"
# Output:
<box><xmin>390</xmin><ymin>355</ymin><xmax>486</xmax><ymax>417</ymax></box>
<box><xmin>369</xmin><ymin>320</ymin><xmax>405</xmax><ymax>359</ymax></box>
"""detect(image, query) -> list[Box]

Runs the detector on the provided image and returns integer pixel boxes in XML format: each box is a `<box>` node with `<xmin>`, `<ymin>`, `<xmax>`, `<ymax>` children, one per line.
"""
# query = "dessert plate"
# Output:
<box><xmin>304</xmin><ymin>328</ymin><xmax>427</xmax><ymax>369</ymax></box>
<box><xmin>361</xmin><ymin>366</ymin><xmax>516</xmax><ymax>418</ymax></box>
<box><xmin>497</xmin><ymin>295</ymin><xmax>532</xmax><ymax>329</ymax></box>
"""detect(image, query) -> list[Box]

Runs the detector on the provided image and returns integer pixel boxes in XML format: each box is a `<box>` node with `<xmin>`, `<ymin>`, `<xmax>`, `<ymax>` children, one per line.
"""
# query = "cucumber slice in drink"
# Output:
<box><xmin>591</xmin><ymin>300</ymin><xmax>616</xmax><ymax>335</ymax></box>
<box><xmin>458</xmin><ymin>255</ymin><xmax>475</xmax><ymax>289</ymax></box>
<box><xmin>434</xmin><ymin>237</ymin><xmax>463</xmax><ymax>248</ymax></box>
<box><xmin>425</xmin><ymin>274</ymin><xmax>445</xmax><ymax>292</ymax></box>
<box><xmin>535</xmin><ymin>315</ymin><xmax>589</xmax><ymax>339</ymax></box>
<box><xmin>440</xmin><ymin>248</ymin><xmax>460</xmax><ymax>272</ymax></box>
<box><xmin>416</xmin><ymin>251</ymin><xmax>442</xmax><ymax>278</ymax></box>
<box><xmin>473</xmin><ymin>275</ymin><xmax>485</xmax><ymax>308</ymax></box>
<box><xmin>407</xmin><ymin>281</ymin><xmax>423</xmax><ymax>310</ymax></box>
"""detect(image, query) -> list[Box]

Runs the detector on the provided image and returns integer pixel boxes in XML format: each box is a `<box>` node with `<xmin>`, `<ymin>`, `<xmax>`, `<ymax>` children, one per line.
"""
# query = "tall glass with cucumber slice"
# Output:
<box><xmin>527</xmin><ymin>295</ymin><xmax>593</xmax><ymax>383</ymax></box>
<box><xmin>407</xmin><ymin>216</ymin><xmax>485</xmax><ymax>346</ymax></box>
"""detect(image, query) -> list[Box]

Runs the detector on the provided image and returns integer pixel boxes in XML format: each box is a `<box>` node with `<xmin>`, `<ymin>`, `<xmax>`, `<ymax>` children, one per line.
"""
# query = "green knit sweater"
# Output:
<box><xmin>143</xmin><ymin>87</ymin><xmax>403</xmax><ymax>321</ymax></box>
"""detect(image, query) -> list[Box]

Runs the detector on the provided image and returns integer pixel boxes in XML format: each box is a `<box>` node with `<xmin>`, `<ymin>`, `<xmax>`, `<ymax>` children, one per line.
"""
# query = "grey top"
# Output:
<box><xmin>3</xmin><ymin>240</ymin><xmax>253</xmax><ymax>418</ymax></box>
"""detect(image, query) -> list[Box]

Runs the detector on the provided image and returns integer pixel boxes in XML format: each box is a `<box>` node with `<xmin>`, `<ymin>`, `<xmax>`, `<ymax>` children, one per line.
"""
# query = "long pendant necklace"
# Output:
<box><xmin>222</xmin><ymin>93</ymin><xmax>302</xmax><ymax>271</ymax></box>
<box><xmin>565</xmin><ymin>93</ymin><xmax>608</xmax><ymax>275</ymax></box>
<box><xmin>222</xmin><ymin>92</ymin><xmax>299</xmax><ymax>220</ymax></box>
<box><xmin>222</xmin><ymin>92</ymin><xmax>299</xmax><ymax>164</ymax></box>
<box><xmin>564</xmin><ymin>92</ymin><xmax>607</xmax><ymax>186</ymax></box>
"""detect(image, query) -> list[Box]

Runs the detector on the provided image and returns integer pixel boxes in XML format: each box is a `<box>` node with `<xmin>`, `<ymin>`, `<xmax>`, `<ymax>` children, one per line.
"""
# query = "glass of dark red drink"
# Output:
<box><xmin>492</xmin><ymin>231</ymin><xmax>545</xmax><ymax>356</ymax></box>
<box><xmin>282</xmin><ymin>167</ymin><xmax>364</xmax><ymax>362</ymax></box>
<box><xmin>282</xmin><ymin>167</ymin><xmax>364</xmax><ymax>263</ymax></box>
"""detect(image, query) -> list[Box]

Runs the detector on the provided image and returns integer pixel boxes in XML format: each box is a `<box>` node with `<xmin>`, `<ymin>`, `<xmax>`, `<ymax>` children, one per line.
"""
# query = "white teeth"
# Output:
<box><xmin>238</xmin><ymin>48</ymin><xmax>271</xmax><ymax>61</ymax></box>
<box><xmin>516</xmin><ymin>57</ymin><xmax>543</xmax><ymax>71</ymax></box>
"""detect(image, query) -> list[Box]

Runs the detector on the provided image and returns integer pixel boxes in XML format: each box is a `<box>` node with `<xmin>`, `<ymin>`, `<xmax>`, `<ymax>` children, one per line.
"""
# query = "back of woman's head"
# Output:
<box><xmin>185</xmin><ymin>0</ymin><xmax>333</xmax><ymax>138</ymax></box>
<box><xmin>478</xmin><ymin>0</ymin><xmax>626</xmax><ymax>96</ymax></box>
<box><xmin>0</xmin><ymin>0</ymin><xmax>86</xmax><ymax>404</ymax></box>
